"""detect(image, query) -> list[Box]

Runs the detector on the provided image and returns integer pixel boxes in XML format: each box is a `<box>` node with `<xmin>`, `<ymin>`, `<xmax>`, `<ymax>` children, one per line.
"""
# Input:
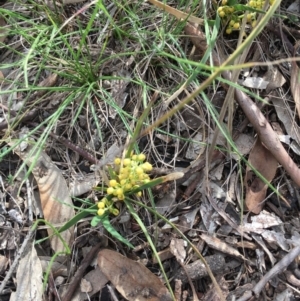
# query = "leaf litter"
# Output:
<box><xmin>1</xmin><ymin>0</ymin><xmax>300</xmax><ymax>301</ymax></box>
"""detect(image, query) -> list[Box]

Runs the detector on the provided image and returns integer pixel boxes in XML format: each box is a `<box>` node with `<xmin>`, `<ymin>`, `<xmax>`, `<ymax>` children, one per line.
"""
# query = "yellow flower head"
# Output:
<box><xmin>97</xmin><ymin>201</ymin><xmax>105</xmax><ymax>209</ymax></box>
<box><xmin>109</xmin><ymin>179</ymin><xmax>118</xmax><ymax>187</ymax></box>
<box><xmin>97</xmin><ymin>208</ymin><xmax>105</xmax><ymax>216</ymax></box>
<box><xmin>137</xmin><ymin>153</ymin><xmax>146</xmax><ymax>161</ymax></box>
<box><xmin>107</xmin><ymin>187</ymin><xmax>115</xmax><ymax>195</ymax></box>
<box><xmin>123</xmin><ymin>158</ymin><xmax>131</xmax><ymax>166</ymax></box>
<box><xmin>114</xmin><ymin>158</ymin><xmax>121</xmax><ymax>165</ymax></box>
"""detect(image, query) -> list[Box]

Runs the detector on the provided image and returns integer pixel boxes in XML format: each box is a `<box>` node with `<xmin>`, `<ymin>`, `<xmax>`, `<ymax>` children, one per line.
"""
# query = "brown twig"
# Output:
<box><xmin>253</xmin><ymin>246</ymin><xmax>300</xmax><ymax>297</ymax></box>
<box><xmin>61</xmin><ymin>242</ymin><xmax>103</xmax><ymax>301</ymax></box>
<box><xmin>233</xmin><ymin>87</ymin><xmax>300</xmax><ymax>187</ymax></box>
<box><xmin>48</xmin><ymin>131</ymin><xmax>99</xmax><ymax>165</ymax></box>
<box><xmin>236</xmin><ymin>245</ymin><xmax>300</xmax><ymax>301</ymax></box>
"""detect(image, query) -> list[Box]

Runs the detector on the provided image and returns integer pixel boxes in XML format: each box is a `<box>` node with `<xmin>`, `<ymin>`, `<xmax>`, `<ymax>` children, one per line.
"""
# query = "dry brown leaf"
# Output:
<box><xmin>169</xmin><ymin>238</ymin><xmax>186</xmax><ymax>264</ymax></box>
<box><xmin>69</xmin><ymin>173</ymin><xmax>101</xmax><ymax>197</ymax></box>
<box><xmin>271</xmin><ymin>93</ymin><xmax>300</xmax><ymax>155</ymax></box>
<box><xmin>264</xmin><ymin>67</ymin><xmax>286</xmax><ymax>92</ymax></box>
<box><xmin>244</xmin><ymin>138</ymin><xmax>278</xmax><ymax>214</ymax></box>
<box><xmin>9</xmin><ymin>140</ymin><xmax>75</xmax><ymax>252</ymax></box>
<box><xmin>58</xmin><ymin>261</ymin><xmax>108</xmax><ymax>300</ymax></box>
<box><xmin>291</xmin><ymin>41</ymin><xmax>300</xmax><ymax>119</ymax></box>
<box><xmin>200</xmin><ymin>234</ymin><xmax>248</xmax><ymax>262</ymax></box>
<box><xmin>10</xmin><ymin>243</ymin><xmax>43</xmax><ymax>301</ymax></box>
<box><xmin>155</xmin><ymin>182</ymin><xmax>176</xmax><ymax>215</ymax></box>
<box><xmin>0</xmin><ymin>255</ymin><xmax>8</xmax><ymax>274</ymax></box>
<box><xmin>77</xmin><ymin>267</ymin><xmax>108</xmax><ymax>301</ymax></box>
<box><xmin>97</xmin><ymin>249</ymin><xmax>172</xmax><ymax>301</ymax></box>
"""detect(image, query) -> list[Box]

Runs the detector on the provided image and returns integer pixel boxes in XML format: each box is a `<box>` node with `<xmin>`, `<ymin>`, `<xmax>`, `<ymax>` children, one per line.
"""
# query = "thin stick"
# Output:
<box><xmin>61</xmin><ymin>242</ymin><xmax>103</xmax><ymax>301</ymax></box>
<box><xmin>252</xmin><ymin>246</ymin><xmax>300</xmax><ymax>297</ymax></box>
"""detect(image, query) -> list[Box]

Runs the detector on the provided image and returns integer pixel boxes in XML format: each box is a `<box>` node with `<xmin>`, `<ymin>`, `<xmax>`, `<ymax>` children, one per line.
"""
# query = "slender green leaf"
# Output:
<box><xmin>101</xmin><ymin>215</ymin><xmax>134</xmax><ymax>248</ymax></box>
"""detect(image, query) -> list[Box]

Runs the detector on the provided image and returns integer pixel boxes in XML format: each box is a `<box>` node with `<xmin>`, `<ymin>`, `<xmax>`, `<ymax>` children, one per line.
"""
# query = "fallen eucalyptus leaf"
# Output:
<box><xmin>10</xmin><ymin>243</ymin><xmax>43</xmax><ymax>301</ymax></box>
<box><xmin>8</xmin><ymin>140</ymin><xmax>75</xmax><ymax>252</ymax></box>
<box><xmin>97</xmin><ymin>249</ymin><xmax>172</xmax><ymax>301</ymax></box>
<box><xmin>244</xmin><ymin>138</ymin><xmax>278</xmax><ymax>214</ymax></box>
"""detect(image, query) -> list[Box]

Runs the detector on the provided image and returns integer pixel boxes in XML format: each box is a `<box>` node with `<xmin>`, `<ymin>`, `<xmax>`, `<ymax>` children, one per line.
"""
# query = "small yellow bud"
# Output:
<box><xmin>233</xmin><ymin>22</ymin><xmax>240</xmax><ymax>29</ymax></box>
<box><xmin>222</xmin><ymin>0</ymin><xmax>227</xmax><ymax>5</ymax></box>
<box><xmin>138</xmin><ymin>154</ymin><xmax>146</xmax><ymax>161</ymax></box>
<box><xmin>123</xmin><ymin>158</ymin><xmax>131</xmax><ymax>166</ymax></box>
<box><xmin>125</xmin><ymin>183</ymin><xmax>132</xmax><ymax>190</ymax></box>
<box><xmin>136</xmin><ymin>167</ymin><xmax>143</xmax><ymax>175</ymax></box>
<box><xmin>139</xmin><ymin>174</ymin><xmax>145</xmax><ymax>181</ymax></box>
<box><xmin>114</xmin><ymin>158</ymin><xmax>121</xmax><ymax>165</ymax></box>
<box><xmin>116</xmin><ymin>188</ymin><xmax>123</xmax><ymax>195</ymax></box>
<box><xmin>117</xmin><ymin>194</ymin><xmax>124</xmax><ymax>200</ymax></box>
<box><xmin>219</xmin><ymin>11</ymin><xmax>225</xmax><ymax>18</ymax></box>
<box><xmin>97</xmin><ymin>208</ymin><xmax>105</xmax><ymax>216</ymax></box>
<box><xmin>107</xmin><ymin>187</ymin><xmax>115</xmax><ymax>194</ymax></box>
<box><xmin>131</xmin><ymin>154</ymin><xmax>137</xmax><ymax>161</ymax></box>
<box><xmin>229</xmin><ymin>20</ymin><xmax>235</xmax><ymax>26</ymax></box>
<box><xmin>217</xmin><ymin>7</ymin><xmax>223</xmax><ymax>13</ymax></box>
<box><xmin>228</xmin><ymin>7</ymin><xmax>234</xmax><ymax>13</ymax></box>
<box><xmin>109</xmin><ymin>179</ymin><xmax>118</xmax><ymax>187</ymax></box>
<box><xmin>252</xmin><ymin>20</ymin><xmax>257</xmax><ymax>27</ymax></box>
<box><xmin>136</xmin><ymin>191</ymin><xmax>142</xmax><ymax>197</ymax></box>
<box><xmin>97</xmin><ymin>201</ymin><xmax>105</xmax><ymax>209</ymax></box>
<box><xmin>120</xmin><ymin>179</ymin><xmax>127</xmax><ymax>185</ymax></box>
<box><xmin>226</xmin><ymin>28</ymin><xmax>232</xmax><ymax>34</ymax></box>
<box><xmin>143</xmin><ymin>162</ymin><xmax>153</xmax><ymax>171</ymax></box>
<box><xmin>120</xmin><ymin>167</ymin><xmax>129</xmax><ymax>175</ymax></box>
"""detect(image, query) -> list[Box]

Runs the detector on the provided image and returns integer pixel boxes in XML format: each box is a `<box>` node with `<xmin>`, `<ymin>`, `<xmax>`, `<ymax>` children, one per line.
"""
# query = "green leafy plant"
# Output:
<box><xmin>89</xmin><ymin>150</ymin><xmax>183</xmax><ymax>247</ymax></box>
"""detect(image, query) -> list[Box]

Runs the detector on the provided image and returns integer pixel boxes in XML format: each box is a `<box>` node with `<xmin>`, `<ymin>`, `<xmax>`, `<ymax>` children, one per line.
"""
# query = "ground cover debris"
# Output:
<box><xmin>1</xmin><ymin>0</ymin><xmax>300</xmax><ymax>300</ymax></box>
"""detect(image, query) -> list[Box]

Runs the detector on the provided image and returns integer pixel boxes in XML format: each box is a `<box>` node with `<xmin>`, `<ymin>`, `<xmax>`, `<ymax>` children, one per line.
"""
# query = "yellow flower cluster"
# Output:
<box><xmin>218</xmin><ymin>0</ymin><xmax>273</xmax><ymax>34</ymax></box>
<box><xmin>217</xmin><ymin>0</ymin><xmax>240</xmax><ymax>34</ymax></box>
<box><xmin>217</xmin><ymin>0</ymin><xmax>235</xmax><ymax>18</ymax></box>
<box><xmin>97</xmin><ymin>198</ymin><xmax>119</xmax><ymax>217</ymax></box>
<box><xmin>248</xmin><ymin>0</ymin><xmax>274</xmax><ymax>9</ymax></box>
<box><xmin>96</xmin><ymin>153</ymin><xmax>153</xmax><ymax>216</ymax></box>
